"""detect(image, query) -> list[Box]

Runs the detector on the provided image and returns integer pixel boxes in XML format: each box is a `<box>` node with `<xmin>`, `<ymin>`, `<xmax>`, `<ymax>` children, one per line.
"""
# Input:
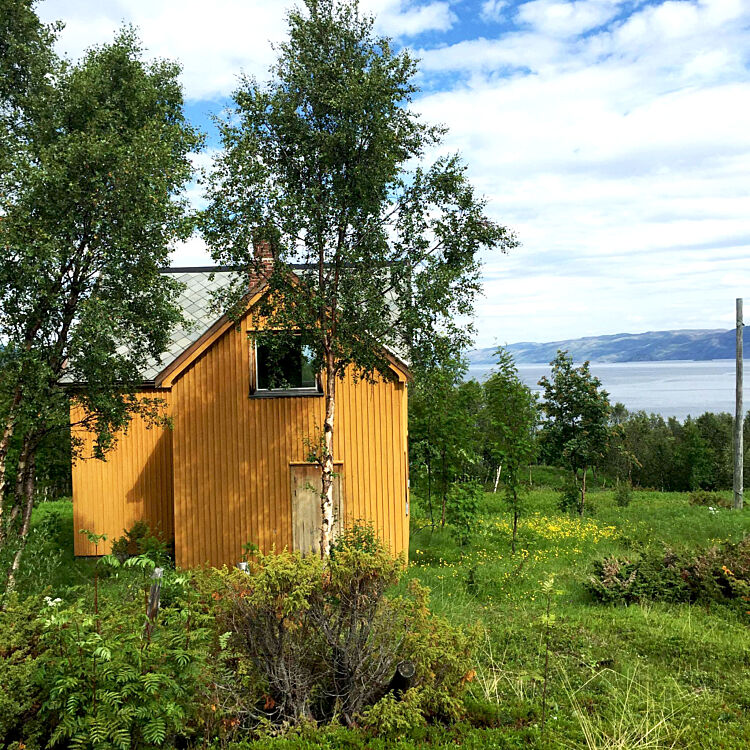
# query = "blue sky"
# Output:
<box><xmin>40</xmin><ymin>0</ymin><xmax>750</xmax><ymax>347</ymax></box>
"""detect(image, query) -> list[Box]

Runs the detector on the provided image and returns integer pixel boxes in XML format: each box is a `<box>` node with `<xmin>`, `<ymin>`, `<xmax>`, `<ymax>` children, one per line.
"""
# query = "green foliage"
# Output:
<box><xmin>557</xmin><ymin>473</ymin><xmax>582</xmax><ymax>515</ymax></box>
<box><xmin>483</xmin><ymin>348</ymin><xmax>537</xmax><ymax>547</ymax></box>
<box><xmin>602</xmin><ymin>408</ymin><xmax>750</xmax><ymax>492</ymax></box>
<box><xmin>0</xmin><ymin>594</ymin><xmax>49</xmax><ymax>749</ymax></box>
<box><xmin>1</xmin><ymin>22</ymin><xmax>200</xmax><ymax>446</ymax></box>
<box><xmin>539</xmin><ymin>351</ymin><xmax>611</xmax><ymax>513</ymax></box>
<box><xmin>445</xmin><ymin>482</ymin><xmax>483</xmax><ymax>546</ymax></box>
<box><xmin>110</xmin><ymin>520</ymin><xmax>173</xmax><ymax>568</ymax></box>
<box><xmin>0</xmin><ymin>567</ymin><xmax>213</xmax><ymax>750</ymax></box>
<box><xmin>0</xmin><ymin>3</ymin><xmax>201</xmax><ymax>588</ymax></box>
<box><xmin>9</xmin><ymin>488</ymin><xmax>750</xmax><ymax>748</ymax></box>
<box><xmin>203</xmin><ymin>0</ymin><xmax>515</xmax><ymax>379</ymax></box>
<box><xmin>688</xmin><ymin>490</ymin><xmax>732</xmax><ymax>509</ymax></box>
<box><xmin>0</xmin><ymin>506</ymin><xmax>67</xmax><ymax>597</ymax></box>
<box><xmin>409</xmin><ymin>356</ymin><xmax>487</xmax><ymax>529</ymax></box>
<box><xmin>359</xmin><ymin>690</ymin><xmax>427</xmax><ymax>738</ymax></box>
<box><xmin>40</xmin><ymin>577</ymin><xmax>211</xmax><ymax>749</ymax></box>
<box><xmin>398</xmin><ymin>579</ymin><xmax>480</xmax><ymax>722</ymax></box>
<box><xmin>613</xmin><ymin>481</ymin><xmax>633</xmax><ymax>508</ymax></box>
<box><xmin>202</xmin><ymin>0</ymin><xmax>513</xmax><ymax>552</ymax></box>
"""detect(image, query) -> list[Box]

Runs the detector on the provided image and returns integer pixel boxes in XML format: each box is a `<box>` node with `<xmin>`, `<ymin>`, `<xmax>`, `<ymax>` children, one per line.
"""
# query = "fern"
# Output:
<box><xmin>37</xmin><ymin>571</ymin><xmax>211</xmax><ymax>749</ymax></box>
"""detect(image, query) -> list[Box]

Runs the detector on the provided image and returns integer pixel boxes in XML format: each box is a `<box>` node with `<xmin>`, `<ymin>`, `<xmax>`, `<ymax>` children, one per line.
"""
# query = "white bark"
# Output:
<box><xmin>493</xmin><ymin>464</ymin><xmax>502</xmax><ymax>493</ymax></box>
<box><xmin>320</xmin><ymin>359</ymin><xmax>336</xmax><ymax>557</ymax></box>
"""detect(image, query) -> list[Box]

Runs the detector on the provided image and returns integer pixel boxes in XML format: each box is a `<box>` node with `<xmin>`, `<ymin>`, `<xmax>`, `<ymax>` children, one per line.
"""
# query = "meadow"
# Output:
<box><xmin>7</xmin><ymin>482</ymin><xmax>750</xmax><ymax>749</ymax></box>
<box><xmin>407</xmin><ymin>486</ymin><xmax>750</xmax><ymax>749</ymax></box>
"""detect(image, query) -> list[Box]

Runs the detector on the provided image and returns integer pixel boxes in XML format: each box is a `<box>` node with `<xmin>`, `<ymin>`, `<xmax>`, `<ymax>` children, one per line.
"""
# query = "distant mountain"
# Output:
<box><xmin>469</xmin><ymin>328</ymin><xmax>747</xmax><ymax>365</ymax></box>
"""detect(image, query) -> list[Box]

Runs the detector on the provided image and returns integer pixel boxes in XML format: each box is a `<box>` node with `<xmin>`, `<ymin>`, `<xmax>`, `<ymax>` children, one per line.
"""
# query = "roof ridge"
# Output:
<box><xmin>160</xmin><ymin>265</ymin><xmax>239</xmax><ymax>273</ymax></box>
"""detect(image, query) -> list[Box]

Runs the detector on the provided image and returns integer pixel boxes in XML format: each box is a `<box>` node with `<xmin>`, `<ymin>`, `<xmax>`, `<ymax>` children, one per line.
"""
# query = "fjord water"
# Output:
<box><xmin>467</xmin><ymin>359</ymin><xmax>747</xmax><ymax>422</ymax></box>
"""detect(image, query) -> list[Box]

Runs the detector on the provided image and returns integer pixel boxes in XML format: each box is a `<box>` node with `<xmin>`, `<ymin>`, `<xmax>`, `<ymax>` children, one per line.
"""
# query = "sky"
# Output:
<box><xmin>38</xmin><ymin>0</ymin><xmax>750</xmax><ymax>348</ymax></box>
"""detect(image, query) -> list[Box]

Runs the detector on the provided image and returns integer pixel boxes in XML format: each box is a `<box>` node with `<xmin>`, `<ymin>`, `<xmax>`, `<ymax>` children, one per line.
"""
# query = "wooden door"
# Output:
<box><xmin>290</xmin><ymin>463</ymin><xmax>343</xmax><ymax>556</ymax></box>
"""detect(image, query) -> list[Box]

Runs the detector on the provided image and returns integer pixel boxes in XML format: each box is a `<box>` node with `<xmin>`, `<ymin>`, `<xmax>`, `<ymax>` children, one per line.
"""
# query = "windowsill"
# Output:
<box><xmin>250</xmin><ymin>388</ymin><xmax>323</xmax><ymax>399</ymax></box>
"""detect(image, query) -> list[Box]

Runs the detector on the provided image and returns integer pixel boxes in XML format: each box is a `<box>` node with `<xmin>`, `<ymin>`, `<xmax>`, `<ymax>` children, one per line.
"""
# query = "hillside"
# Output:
<box><xmin>469</xmin><ymin>328</ymin><xmax>747</xmax><ymax>364</ymax></box>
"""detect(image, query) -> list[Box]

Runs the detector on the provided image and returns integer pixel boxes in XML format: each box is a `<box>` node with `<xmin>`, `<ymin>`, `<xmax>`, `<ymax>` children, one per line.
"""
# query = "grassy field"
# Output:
<box><xmin>15</xmin><ymin>487</ymin><xmax>750</xmax><ymax>749</ymax></box>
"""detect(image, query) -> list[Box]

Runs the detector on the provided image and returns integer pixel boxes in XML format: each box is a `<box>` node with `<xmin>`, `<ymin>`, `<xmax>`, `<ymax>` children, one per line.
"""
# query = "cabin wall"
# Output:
<box><xmin>171</xmin><ymin>316</ymin><xmax>409</xmax><ymax>568</ymax></box>
<box><xmin>71</xmin><ymin>392</ymin><xmax>174</xmax><ymax>556</ymax></box>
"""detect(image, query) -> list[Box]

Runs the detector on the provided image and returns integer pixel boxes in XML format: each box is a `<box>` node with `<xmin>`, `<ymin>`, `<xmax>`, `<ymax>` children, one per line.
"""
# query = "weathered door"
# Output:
<box><xmin>290</xmin><ymin>463</ymin><xmax>343</xmax><ymax>556</ymax></box>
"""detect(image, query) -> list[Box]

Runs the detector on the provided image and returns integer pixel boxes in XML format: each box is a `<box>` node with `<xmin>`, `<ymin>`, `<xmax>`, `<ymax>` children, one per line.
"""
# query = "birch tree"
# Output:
<box><xmin>0</xmin><ymin>22</ymin><xmax>200</xmax><ymax>588</ymax></box>
<box><xmin>483</xmin><ymin>347</ymin><xmax>537</xmax><ymax>552</ymax></box>
<box><xmin>203</xmin><ymin>0</ymin><xmax>516</xmax><ymax>555</ymax></box>
<box><xmin>538</xmin><ymin>351</ymin><xmax>611</xmax><ymax>515</ymax></box>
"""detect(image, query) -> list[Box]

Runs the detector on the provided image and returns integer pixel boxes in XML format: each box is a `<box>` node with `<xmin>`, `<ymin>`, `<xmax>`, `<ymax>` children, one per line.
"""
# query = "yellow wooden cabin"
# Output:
<box><xmin>71</xmin><ymin>267</ymin><xmax>411</xmax><ymax>567</ymax></box>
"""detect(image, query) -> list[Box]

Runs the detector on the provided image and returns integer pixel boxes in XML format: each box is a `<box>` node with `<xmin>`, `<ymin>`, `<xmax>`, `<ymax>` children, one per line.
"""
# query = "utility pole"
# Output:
<box><xmin>734</xmin><ymin>298</ymin><xmax>744</xmax><ymax>510</ymax></box>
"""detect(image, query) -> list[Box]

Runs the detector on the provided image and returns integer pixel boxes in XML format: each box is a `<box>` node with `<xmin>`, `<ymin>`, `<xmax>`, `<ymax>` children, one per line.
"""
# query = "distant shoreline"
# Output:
<box><xmin>468</xmin><ymin>357</ymin><xmax>739</xmax><ymax>367</ymax></box>
<box><xmin>469</xmin><ymin>328</ymin><xmax>746</xmax><ymax>366</ymax></box>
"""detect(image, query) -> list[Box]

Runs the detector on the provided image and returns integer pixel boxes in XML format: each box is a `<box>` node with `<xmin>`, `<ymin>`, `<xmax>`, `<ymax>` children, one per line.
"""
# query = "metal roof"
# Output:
<box><xmin>139</xmin><ymin>268</ymin><xmax>235</xmax><ymax>382</ymax></box>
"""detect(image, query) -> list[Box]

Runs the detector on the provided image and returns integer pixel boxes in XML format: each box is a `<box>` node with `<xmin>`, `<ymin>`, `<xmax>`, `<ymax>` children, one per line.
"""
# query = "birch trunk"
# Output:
<box><xmin>5</xmin><ymin>448</ymin><xmax>36</xmax><ymax>594</ymax></box>
<box><xmin>319</xmin><ymin>357</ymin><xmax>336</xmax><ymax>557</ymax></box>
<box><xmin>579</xmin><ymin>467</ymin><xmax>587</xmax><ymax>516</ymax></box>
<box><xmin>493</xmin><ymin>464</ymin><xmax>502</xmax><ymax>493</ymax></box>
<box><xmin>0</xmin><ymin>392</ymin><xmax>21</xmax><ymax>534</ymax></box>
<box><xmin>0</xmin><ymin>422</ymin><xmax>16</xmax><ymax>542</ymax></box>
<box><xmin>440</xmin><ymin>451</ymin><xmax>447</xmax><ymax>527</ymax></box>
<box><xmin>0</xmin><ymin>440</ymin><xmax>29</xmax><ymax>546</ymax></box>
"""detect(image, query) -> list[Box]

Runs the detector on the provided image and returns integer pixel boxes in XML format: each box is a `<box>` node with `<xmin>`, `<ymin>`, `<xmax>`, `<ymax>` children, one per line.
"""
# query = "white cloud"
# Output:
<box><xmin>39</xmin><ymin>1</ymin><xmax>457</xmax><ymax>100</ymax></box>
<box><xmin>413</xmin><ymin>0</ymin><xmax>750</xmax><ymax>344</ymax></box>
<box><xmin>516</xmin><ymin>0</ymin><xmax>622</xmax><ymax>38</ymax></box>
<box><xmin>369</xmin><ymin>0</ymin><xmax>457</xmax><ymax>35</ymax></box>
<box><xmin>481</xmin><ymin>0</ymin><xmax>508</xmax><ymax>22</ymax></box>
<box><xmin>172</xmin><ymin>234</ymin><xmax>214</xmax><ymax>266</ymax></box>
<box><xmin>39</xmin><ymin>0</ymin><xmax>288</xmax><ymax>100</ymax></box>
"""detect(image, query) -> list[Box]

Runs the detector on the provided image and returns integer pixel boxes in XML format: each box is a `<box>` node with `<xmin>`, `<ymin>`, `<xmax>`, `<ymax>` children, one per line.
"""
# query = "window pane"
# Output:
<box><xmin>257</xmin><ymin>339</ymin><xmax>317</xmax><ymax>390</ymax></box>
<box><xmin>301</xmin><ymin>345</ymin><xmax>316</xmax><ymax>389</ymax></box>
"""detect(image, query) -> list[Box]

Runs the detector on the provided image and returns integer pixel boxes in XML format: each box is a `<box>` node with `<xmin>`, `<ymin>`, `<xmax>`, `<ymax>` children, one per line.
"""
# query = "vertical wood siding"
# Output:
<box><xmin>171</xmin><ymin>314</ymin><xmax>410</xmax><ymax>568</ymax></box>
<box><xmin>71</xmin><ymin>392</ymin><xmax>174</xmax><ymax>556</ymax></box>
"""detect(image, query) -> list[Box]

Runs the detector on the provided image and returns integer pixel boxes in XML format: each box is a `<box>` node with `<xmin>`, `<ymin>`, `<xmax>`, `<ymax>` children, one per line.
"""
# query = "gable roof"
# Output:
<box><xmin>150</xmin><ymin>266</ymin><xmax>411</xmax><ymax>388</ymax></box>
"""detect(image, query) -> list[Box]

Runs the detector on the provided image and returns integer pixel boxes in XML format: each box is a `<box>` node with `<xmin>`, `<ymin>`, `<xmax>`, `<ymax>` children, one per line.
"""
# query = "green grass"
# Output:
<box><xmin>21</xmin><ymin>489</ymin><xmax>750</xmax><ymax>748</ymax></box>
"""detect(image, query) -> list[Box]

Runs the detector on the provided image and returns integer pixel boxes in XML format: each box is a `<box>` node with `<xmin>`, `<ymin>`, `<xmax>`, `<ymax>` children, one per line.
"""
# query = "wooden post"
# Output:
<box><xmin>734</xmin><ymin>298</ymin><xmax>744</xmax><ymax>510</ymax></box>
<box><xmin>387</xmin><ymin>660</ymin><xmax>416</xmax><ymax>698</ymax></box>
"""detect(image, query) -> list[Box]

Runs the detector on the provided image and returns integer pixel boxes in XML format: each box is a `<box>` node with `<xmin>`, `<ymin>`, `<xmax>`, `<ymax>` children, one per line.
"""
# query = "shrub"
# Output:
<box><xmin>0</xmin><ymin>595</ymin><xmax>49</xmax><ymax>750</ymax></box>
<box><xmin>110</xmin><ymin>520</ymin><xmax>173</xmax><ymax>567</ymax></box>
<box><xmin>688</xmin><ymin>490</ymin><xmax>731</xmax><ymax>509</ymax></box>
<box><xmin>0</xmin><ymin>569</ymin><xmax>214</xmax><ymax>750</ymax></box>
<box><xmin>586</xmin><ymin>538</ymin><xmax>750</xmax><ymax>611</ymax></box>
<box><xmin>585</xmin><ymin>556</ymin><xmax>639</xmax><ymax>605</ymax></box>
<box><xmin>398</xmin><ymin>579</ymin><xmax>480</xmax><ymax>721</ymax></box>
<box><xmin>614</xmin><ymin>481</ymin><xmax>633</xmax><ymax>508</ymax></box>
<box><xmin>40</xmin><ymin>573</ymin><xmax>212</xmax><ymax>750</ymax></box>
<box><xmin>0</xmin><ymin>508</ymin><xmax>67</xmax><ymax>597</ymax></box>
<box><xmin>358</xmin><ymin>689</ymin><xmax>426</xmax><ymax>738</ymax></box>
<box><xmin>557</xmin><ymin>475</ymin><xmax>581</xmax><ymax>515</ymax></box>
<box><xmin>212</xmin><ymin>525</ymin><xmax>477</xmax><ymax>732</ymax></box>
<box><xmin>445</xmin><ymin>481</ymin><xmax>482</xmax><ymax>546</ymax></box>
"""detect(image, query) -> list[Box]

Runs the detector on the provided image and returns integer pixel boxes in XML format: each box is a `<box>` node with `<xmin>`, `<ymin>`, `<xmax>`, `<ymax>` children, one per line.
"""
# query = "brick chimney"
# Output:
<box><xmin>247</xmin><ymin>240</ymin><xmax>274</xmax><ymax>293</ymax></box>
